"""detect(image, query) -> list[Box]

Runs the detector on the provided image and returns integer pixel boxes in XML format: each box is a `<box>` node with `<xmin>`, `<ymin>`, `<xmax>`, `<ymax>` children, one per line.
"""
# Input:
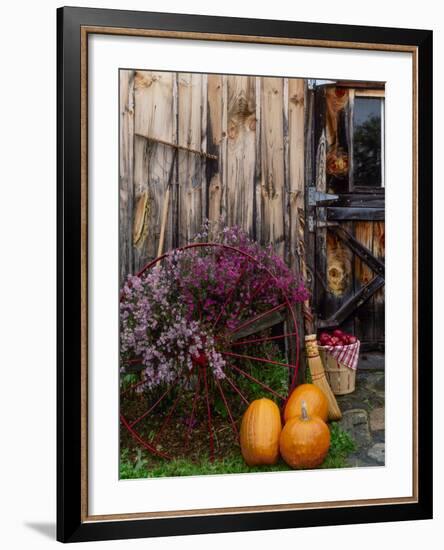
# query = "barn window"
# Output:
<box><xmin>352</xmin><ymin>93</ymin><xmax>385</xmax><ymax>189</ymax></box>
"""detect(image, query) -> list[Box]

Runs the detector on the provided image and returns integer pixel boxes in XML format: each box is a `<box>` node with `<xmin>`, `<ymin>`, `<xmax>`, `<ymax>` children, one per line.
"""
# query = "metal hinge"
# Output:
<box><xmin>316</xmin><ymin>221</ymin><xmax>339</xmax><ymax>229</ymax></box>
<box><xmin>307</xmin><ymin>216</ymin><xmax>339</xmax><ymax>232</ymax></box>
<box><xmin>308</xmin><ymin>187</ymin><xmax>339</xmax><ymax>206</ymax></box>
<box><xmin>307</xmin><ymin>79</ymin><xmax>337</xmax><ymax>90</ymax></box>
<box><xmin>308</xmin><ymin>216</ymin><xmax>315</xmax><ymax>232</ymax></box>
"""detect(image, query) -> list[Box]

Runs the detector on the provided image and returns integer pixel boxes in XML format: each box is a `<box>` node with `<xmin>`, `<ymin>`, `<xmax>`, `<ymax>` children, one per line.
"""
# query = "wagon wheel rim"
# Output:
<box><xmin>120</xmin><ymin>243</ymin><xmax>300</xmax><ymax>462</ymax></box>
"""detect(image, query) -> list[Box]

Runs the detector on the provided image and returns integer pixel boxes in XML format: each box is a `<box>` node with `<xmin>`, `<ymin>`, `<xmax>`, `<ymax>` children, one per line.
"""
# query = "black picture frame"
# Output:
<box><xmin>57</xmin><ymin>6</ymin><xmax>433</xmax><ymax>543</ymax></box>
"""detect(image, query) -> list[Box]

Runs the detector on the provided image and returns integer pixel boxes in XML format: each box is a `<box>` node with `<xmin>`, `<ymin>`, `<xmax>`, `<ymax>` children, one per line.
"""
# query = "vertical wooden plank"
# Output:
<box><xmin>254</xmin><ymin>77</ymin><xmax>262</xmax><ymax>241</ymax></box>
<box><xmin>207</xmin><ymin>74</ymin><xmax>223</xmax><ymax>226</ymax></box>
<box><xmin>171</xmin><ymin>73</ymin><xmax>179</xmax><ymax>249</ymax></box>
<box><xmin>282</xmin><ymin>77</ymin><xmax>291</xmax><ymax>372</ymax></box>
<box><xmin>318</xmin><ymin>87</ymin><xmax>354</xmax><ymax>334</ymax></box>
<box><xmin>325</xmin><ymin>227</ymin><xmax>354</xmax><ymax>330</ymax></box>
<box><xmin>132</xmin><ymin>135</ymin><xmax>149</xmax><ymax>262</ymax></box>
<box><xmin>304</xmin><ymin>86</ymin><xmax>316</xmax><ymax>314</ymax></box>
<box><xmin>313</xmin><ymin>86</ymin><xmax>328</xmax><ymax>323</ymax></box>
<box><xmin>283</xmin><ymin>78</ymin><xmax>290</xmax><ymax>266</ymax></box>
<box><xmin>373</xmin><ymin>221</ymin><xmax>385</xmax><ymax>345</ymax></box>
<box><xmin>342</xmin><ymin>88</ymin><xmax>356</xmax><ymax>334</ymax></box>
<box><xmin>288</xmin><ymin>78</ymin><xmax>307</xmax><ymax>381</ymax></box>
<box><xmin>347</xmin><ymin>89</ymin><xmax>355</xmax><ymax>190</ymax></box>
<box><xmin>338</xmin><ymin>221</ymin><xmax>356</xmax><ymax>335</ymax></box>
<box><xmin>201</xmin><ymin>74</ymin><xmax>208</xmax><ymax>222</ymax></box>
<box><xmin>260</xmin><ymin>77</ymin><xmax>285</xmax><ymax>256</ymax></box>
<box><xmin>354</xmin><ymin>221</ymin><xmax>375</xmax><ymax>342</ymax></box>
<box><xmin>119</xmin><ymin>70</ymin><xmax>135</xmax><ymax>284</ymax></box>
<box><xmin>226</xmin><ymin>75</ymin><xmax>256</xmax><ymax>235</ymax></box>
<box><xmin>133</xmin><ymin>70</ymin><xmax>175</xmax><ymax>268</ymax></box>
<box><xmin>288</xmin><ymin>79</ymin><xmax>306</xmax><ymax>274</ymax></box>
<box><xmin>177</xmin><ymin>73</ymin><xmax>203</xmax><ymax>244</ymax></box>
<box><xmin>220</xmin><ymin>75</ymin><xmax>228</xmax><ymax>224</ymax></box>
<box><xmin>325</xmin><ymin>87</ymin><xmax>350</xmax><ymax>194</ymax></box>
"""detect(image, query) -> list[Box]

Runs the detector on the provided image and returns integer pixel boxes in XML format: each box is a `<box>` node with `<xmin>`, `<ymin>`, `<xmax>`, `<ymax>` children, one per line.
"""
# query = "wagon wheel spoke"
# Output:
<box><xmin>230</xmin><ymin>331</ymin><xmax>299</xmax><ymax>347</ymax></box>
<box><xmin>227</xmin><ymin>302</ymin><xmax>287</xmax><ymax>339</ymax></box>
<box><xmin>184</xmin><ymin>369</ymin><xmax>202</xmax><ymax>449</ymax></box>
<box><xmin>120</xmin><ymin>414</ymin><xmax>171</xmax><ymax>460</ymax></box>
<box><xmin>214</xmin><ymin>377</ymin><xmax>239</xmax><ymax>441</ymax></box>
<box><xmin>222</xmin><ymin>373</ymin><xmax>249</xmax><ymax>406</ymax></box>
<box><xmin>151</xmin><ymin>389</ymin><xmax>183</xmax><ymax>448</ymax></box>
<box><xmin>128</xmin><ymin>382</ymin><xmax>176</xmax><ymax>428</ymax></box>
<box><xmin>226</xmin><ymin>362</ymin><xmax>287</xmax><ymax>401</ymax></box>
<box><xmin>221</xmin><ymin>350</ymin><xmax>298</xmax><ymax>370</ymax></box>
<box><xmin>120</xmin><ymin>376</ymin><xmax>147</xmax><ymax>396</ymax></box>
<box><xmin>203</xmin><ymin>368</ymin><xmax>215</xmax><ymax>461</ymax></box>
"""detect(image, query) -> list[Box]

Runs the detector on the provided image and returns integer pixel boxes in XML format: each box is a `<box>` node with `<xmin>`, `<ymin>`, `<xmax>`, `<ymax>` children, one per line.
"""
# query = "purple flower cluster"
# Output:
<box><xmin>181</xmin><ymin>224</ymin><xmax>309</xmax><ymax>327</ymax></box>
<box><xmin>120</xmin><ymin>256</ymin><xmax>226</xmax><ymax>390</ymax></box>
<box><xmin>120</xmin><ymin>225</ymin><xmax>308</xmax><ymax>390</ymax></box>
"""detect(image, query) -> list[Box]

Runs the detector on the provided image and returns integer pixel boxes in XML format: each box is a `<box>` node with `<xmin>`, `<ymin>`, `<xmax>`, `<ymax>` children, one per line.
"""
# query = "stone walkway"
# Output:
<box><xmin>335</xmin><ymin>352</ymin><xmax>385</xmax><ymax>467</ymax></box>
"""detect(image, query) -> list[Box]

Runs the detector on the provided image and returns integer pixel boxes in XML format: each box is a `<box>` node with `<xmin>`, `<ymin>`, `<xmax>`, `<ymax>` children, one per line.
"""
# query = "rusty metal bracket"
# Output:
<box><xmin>307</xmin><ymin>215</ymin><xmax>338</xmax><ymax>232</ymax></box>
<box><xmin>308</xmin><ymin>186</ymin><xmax>339</xmax><ymax>206</ymax></box>
<box><xmin>135</xmin><ymin>132</ymin><xmax>218</xmax><ymax>161</ymax></box>
<box><xmin>316</xmin><ymin>220</ymin><xmax>339</xmax><ymax>229</ymax></box>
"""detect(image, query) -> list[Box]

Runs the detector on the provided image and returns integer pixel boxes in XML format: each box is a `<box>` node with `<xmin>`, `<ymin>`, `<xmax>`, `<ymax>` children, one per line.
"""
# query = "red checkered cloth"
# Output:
<box><xmin>319</xmin><ymin>340</ymin><xmax>360</xmax><ymax>371</ymax></box>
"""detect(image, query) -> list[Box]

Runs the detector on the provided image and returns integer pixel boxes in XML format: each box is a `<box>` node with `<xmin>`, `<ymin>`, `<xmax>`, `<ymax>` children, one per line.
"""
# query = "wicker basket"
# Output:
<box><xmin>318</xmin><ymin>348</ymin><xmax>356</xmax><ymax>395</ymax></box>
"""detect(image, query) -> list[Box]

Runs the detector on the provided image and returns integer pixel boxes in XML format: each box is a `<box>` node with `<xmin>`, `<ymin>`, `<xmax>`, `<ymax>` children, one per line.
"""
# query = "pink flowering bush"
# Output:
<box><xmin>120</xmin><ymin>224</ymin><xmax>308</xmax><ymax>391</ymax></box>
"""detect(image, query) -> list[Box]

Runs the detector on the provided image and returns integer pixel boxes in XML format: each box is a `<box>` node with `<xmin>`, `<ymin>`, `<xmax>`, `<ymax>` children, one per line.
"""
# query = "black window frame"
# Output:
<box><xmin>349</xmin><ymin>88</ymin><xmax>385</xmax><ymax>194</ymax></box>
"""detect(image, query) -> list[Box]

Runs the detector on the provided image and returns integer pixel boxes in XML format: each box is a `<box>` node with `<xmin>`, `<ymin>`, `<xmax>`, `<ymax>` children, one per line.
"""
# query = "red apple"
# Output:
<box><xmin>332</xmin><ymin>329</ymin><xmax>344</xmax><ymax>338</ymax></box>
<box><xmin>330</xmin><ymin>336</ymin><xmax>340</xmax><ymax>346</ymax></box>
<box><xmin>348</xmin><ymin>335</ymin><xmax>358</xmax><ymax>344</ymax></box>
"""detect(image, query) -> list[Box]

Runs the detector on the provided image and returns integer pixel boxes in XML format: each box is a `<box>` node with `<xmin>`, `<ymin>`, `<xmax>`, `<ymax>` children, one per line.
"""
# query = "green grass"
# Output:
<box><xmin>120</xmin><ymin>422</ymin><xmax>357</xmax><ymax>479</ymax></box>
<box><xmin>120</xmin><ymin>343</ymin><xmax>357</xmax><ymax>479</ymax></box>
<box><xmin>321</xmin><ymin>422</ymin><xmax>357</xmax><ymax>469</ymax></box>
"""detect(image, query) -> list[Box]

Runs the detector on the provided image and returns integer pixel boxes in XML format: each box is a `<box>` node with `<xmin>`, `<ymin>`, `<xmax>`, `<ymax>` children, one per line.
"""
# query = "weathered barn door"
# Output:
<box><xmin>306</xmin><ymin>82</ymin><xmax>385</xmax><ymax>351</ymax></box>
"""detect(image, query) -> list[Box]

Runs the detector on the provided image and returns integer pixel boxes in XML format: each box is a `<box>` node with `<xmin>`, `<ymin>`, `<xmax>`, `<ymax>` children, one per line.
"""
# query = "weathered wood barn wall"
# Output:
<box><xmin>119</xmin><ymin>69</ymin><xmax>305</xmax><ymax>281</ymax></box>
<box><xmin>119</xmin><ymin>70</ymin><xmax>385</xmax><ymax>348</ymax></box>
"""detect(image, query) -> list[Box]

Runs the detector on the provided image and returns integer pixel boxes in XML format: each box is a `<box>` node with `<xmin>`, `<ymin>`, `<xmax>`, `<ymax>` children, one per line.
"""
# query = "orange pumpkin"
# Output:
<box><xmin>240</xmin><ymin>398</ymin><xmax>282</xmax><ymax>466</ymax></box>
<box><xmin>284</xmin><ymin>383</ymin><xmax>328</xmax><ymax>423</ymax></box>
<box><xmin>280</xmin><ymin>400</ymin><xmax>330</xmax><ymax>469</ymax></box>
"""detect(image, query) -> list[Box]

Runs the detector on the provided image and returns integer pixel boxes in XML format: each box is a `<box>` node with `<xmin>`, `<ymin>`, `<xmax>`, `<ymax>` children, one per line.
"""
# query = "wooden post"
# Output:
<box><xmin>226</xmin><ymin>75</ymin><xmax>256</xmax><ymax>234</ymax></box>
<box><xmin>260</xmin><ymin>77</ymin><xmax>285</xmax><ymax>256</ymax></box>
<box><xmin>133</xmin><ymin>70</ymin><xmax>175</xmax><ymax>268</ymax></box>
<box><xmin>177</xmin><ymin>73</ymin><xmax>204</xmax><ymax>245</ymax></box>
<box><xmin>119</xmin><ymin>70</ymin><xmax>135</xmax><ymax>283</ymax></box>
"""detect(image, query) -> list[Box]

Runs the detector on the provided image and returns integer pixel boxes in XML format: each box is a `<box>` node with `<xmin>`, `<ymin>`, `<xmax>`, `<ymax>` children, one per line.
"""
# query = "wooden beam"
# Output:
<box><xmin>327</xmin><ymin>206</ymin><xmax>384</xmax><ymax>221</ymax></box>
<box><xmin>330</xmin><ymin>225</ymin><xmax>385</xmax><ymax>277</ymax></box>
<box><xmin>318</xmin><ymin>275</ymin><xmax>385</xmax><ymax>328</ymax></box>
<box><xmin>355</xmin><ymin>89</ymin><xmax>385</xmax><ymax>98</ymax></box>
<box><xmin>332</xmin><ymin>193</ymin><xmax>385</xmax><ymax>208</ymax></box>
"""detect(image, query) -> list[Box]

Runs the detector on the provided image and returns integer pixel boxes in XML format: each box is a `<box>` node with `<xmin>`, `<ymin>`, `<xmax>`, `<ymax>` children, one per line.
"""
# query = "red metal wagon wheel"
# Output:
<box><xmin>120</xmin><ymin>243</ymin><xmax>300</xmax><ymax>462</ymax></box>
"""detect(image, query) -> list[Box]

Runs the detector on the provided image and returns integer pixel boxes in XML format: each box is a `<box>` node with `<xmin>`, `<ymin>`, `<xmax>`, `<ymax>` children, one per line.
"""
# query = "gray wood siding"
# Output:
<box><xmin>119</xmin><ymin>70</ymin><xmax>306</xmax><ymax>283</ymax></box>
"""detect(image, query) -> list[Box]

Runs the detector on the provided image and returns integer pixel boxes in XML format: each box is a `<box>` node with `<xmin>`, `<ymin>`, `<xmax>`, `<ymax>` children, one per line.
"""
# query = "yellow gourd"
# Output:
<box><xmin>240</xmin><ymin>398</ymin><xmax>282</xmax><ymax>466</ymax></box>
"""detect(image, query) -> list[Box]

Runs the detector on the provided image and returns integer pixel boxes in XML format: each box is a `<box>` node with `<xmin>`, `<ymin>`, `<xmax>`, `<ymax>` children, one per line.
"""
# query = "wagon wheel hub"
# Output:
<box><xmin>192</xmin><ymin>351</ymin><xmax>209</xmax><ymax>368</ymax></box>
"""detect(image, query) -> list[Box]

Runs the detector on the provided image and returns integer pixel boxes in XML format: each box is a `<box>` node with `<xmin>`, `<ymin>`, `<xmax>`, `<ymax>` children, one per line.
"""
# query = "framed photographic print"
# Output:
<box><xmin>57</xmin><ymin>6</ymin><xmax>433</xmax><ymax>543</ymax></box>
